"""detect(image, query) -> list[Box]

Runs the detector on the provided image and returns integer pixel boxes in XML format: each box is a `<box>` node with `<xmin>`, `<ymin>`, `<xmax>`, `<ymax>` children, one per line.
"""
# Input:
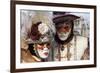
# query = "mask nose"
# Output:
<box><xmin>43</xmin><ymin>47</ymin><xmax>48</xmax><ymax>51</ymax></box>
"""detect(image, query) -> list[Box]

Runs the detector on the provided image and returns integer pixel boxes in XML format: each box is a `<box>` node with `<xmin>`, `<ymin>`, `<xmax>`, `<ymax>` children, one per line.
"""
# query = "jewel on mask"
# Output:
<box><xmin>61</xmin><ymin>45</ymin><xmax>64</xmax><ymax>51</ymax></box>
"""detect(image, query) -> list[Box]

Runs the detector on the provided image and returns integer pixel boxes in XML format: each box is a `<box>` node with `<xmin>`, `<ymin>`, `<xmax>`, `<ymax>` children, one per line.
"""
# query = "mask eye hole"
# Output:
<box><xmin>46</xmin><ymin>43</ymin><xmax>50</xmax><ymax>49</ymax></box>
<box><xmin>38</xmin><ymin>43</ymin><xmax>44</xmax><ymax>46</ymax></box>
<box><xmin>37</xmin><ymin>44</ymin><xmax>44</xmax><ymax>50</ymax></box>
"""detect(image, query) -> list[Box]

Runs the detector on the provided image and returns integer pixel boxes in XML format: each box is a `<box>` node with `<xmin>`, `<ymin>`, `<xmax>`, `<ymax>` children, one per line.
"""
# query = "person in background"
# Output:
<box><xmin>52</xmin><ymin>12</ymin><xmax>89</xmax><ymax>61</ymax></box>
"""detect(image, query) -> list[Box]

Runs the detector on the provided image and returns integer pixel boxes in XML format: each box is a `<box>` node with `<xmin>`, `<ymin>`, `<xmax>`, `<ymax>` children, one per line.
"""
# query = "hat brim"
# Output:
<box><xmin>53</xmin><ymin>14</ymin><xmax>80</xmax><ymax>25</ymax></box>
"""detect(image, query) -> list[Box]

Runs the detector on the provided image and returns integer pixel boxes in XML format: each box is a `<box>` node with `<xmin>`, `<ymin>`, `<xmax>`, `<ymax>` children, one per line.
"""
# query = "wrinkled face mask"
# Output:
<box><xmin>36</xmin><ymin>43</ymin><xmax>50</xmax><ymax>59</ymax></box>
<box><xmin>56</xmin><ymin>22</ymin><xmax>72</xmax><ymax>41</ymax></box>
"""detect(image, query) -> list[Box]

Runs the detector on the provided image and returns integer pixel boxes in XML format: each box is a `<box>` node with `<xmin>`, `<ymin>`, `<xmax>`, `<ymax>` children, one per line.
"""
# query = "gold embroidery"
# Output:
<box><xmin>56</xmin><ymin>43</ymin><xmax>72</xmax><ymax>60</ymax></box>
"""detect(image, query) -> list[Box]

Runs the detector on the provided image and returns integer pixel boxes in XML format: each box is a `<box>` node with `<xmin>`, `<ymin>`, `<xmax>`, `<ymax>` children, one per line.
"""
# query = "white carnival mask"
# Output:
<box><xmin>36</xmin><ymin>43</ymin><xmax>50</xmax><ymax>59</ymax></box>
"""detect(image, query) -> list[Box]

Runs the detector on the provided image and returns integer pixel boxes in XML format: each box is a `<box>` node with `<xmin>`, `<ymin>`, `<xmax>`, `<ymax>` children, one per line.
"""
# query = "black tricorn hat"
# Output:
<box><xmin>53</xmin><ymin>12</ymin><xmax>80</xmax><ymax>25</ymax></box>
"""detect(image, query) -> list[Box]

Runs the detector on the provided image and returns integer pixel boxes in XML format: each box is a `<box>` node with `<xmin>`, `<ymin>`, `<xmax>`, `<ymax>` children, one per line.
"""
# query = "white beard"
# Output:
<box><xmin>57</xmin><ymin>30</ymin><xmax>71</xmax><ymax>41</ymax></box>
